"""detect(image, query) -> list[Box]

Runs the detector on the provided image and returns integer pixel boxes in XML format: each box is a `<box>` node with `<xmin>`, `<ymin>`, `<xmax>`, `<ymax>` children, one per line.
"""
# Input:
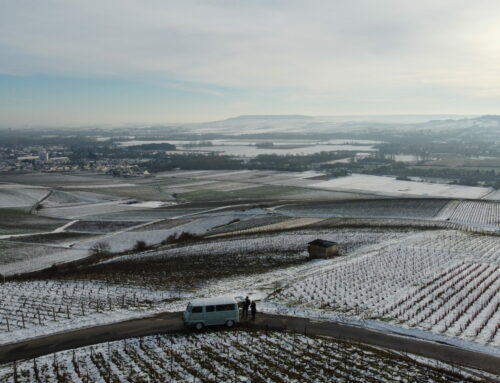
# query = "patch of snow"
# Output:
<box><xmin>312</xmin><ymin>174</ymin><xmax>492</xmax><ymax>199</ymax></box>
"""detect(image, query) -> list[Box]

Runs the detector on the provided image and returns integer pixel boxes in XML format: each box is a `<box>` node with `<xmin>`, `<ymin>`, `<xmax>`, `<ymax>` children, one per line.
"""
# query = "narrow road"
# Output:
<box><xmin>1</xmin><ymin>312</ymin><xmax>499</xmax><ymax>376</ymax></box>
<box><xmin>247</xmin><ymin>314</ymin><xmax>500</xmax><ymax>376</ymax></box>
<box><xmin>30</xmin><ymin>190</ymin><xmax>53</xmax><ymax>214</ymax></box>
<box><xmin>0</xmin><ymin>312</ymin><xmax>184</xmax><ymax>365</ymax></box>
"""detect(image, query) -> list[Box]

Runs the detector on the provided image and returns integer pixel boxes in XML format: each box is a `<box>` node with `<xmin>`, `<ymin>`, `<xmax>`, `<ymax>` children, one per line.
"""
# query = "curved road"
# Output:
<box><xmin>0</xmin><ymin>312</ymin><xmax>499</xmax><ymax>376</ymax></box>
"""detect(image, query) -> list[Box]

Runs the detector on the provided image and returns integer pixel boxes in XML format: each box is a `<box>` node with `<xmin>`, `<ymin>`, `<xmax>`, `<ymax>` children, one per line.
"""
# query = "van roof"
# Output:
<box><xmin>189</xmin><ymin>296</ymin><xmax>237</xmax><ymax>306</ymax></box>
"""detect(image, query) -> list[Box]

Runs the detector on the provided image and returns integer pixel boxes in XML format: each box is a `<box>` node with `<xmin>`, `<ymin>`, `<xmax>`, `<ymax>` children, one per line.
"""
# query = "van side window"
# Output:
<box><xmin>206</xmin><ymin>305</ymin><xmax>215</xmax><ymax>312</ymax></box>
<box><xmin>216</xmin><ymin>304</ymin><xmax>236</xmax><ymax>311</ymax></box>
<box><xmin>192</xmin><ymin>306</ymin><xmax>203</xmax><ymax>313</ymax></box>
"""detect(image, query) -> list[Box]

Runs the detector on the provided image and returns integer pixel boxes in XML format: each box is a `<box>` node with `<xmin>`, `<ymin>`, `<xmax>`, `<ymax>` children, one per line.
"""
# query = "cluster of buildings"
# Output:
<box><xmin>0</xmin><ymin>145</ymin><xmax>148</xmax><ymax>177</ymax></box>
<box><xmin>0</xmin><ymin>145</ymin><xmax>70</xmax><ymax>172</ymax></box>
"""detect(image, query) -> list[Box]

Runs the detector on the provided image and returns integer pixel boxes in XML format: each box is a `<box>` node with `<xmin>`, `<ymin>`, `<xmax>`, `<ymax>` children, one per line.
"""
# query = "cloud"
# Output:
<box><xmin>1</xmin><ymin>0</ymin><xmax>500</xmax><ymax>123</ymax></box>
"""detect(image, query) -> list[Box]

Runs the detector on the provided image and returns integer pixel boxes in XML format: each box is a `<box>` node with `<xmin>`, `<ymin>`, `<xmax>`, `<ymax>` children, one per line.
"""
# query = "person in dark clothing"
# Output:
<box><xmin>250</xmin><ymin>300</ymin><xmax>256</xmax><ymax>320</ymax></box>
<box><xmin>243</xmin><ymin>296</ymin><xmax>250</xmax><ymax>319</ymax></box>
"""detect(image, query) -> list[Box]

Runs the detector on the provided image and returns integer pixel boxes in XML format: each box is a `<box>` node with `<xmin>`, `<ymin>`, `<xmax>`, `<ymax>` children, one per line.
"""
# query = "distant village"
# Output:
<box><xmin>0</xmin><ymin>144</ymin><xmax>149</xmax><ymax>177</ymax></box>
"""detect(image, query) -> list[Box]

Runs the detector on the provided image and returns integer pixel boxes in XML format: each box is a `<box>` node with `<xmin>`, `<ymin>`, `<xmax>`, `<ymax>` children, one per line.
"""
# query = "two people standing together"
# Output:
<box><xmin>242</xmin><ymin>296</ymin><xmax>256</xmax><ymax>320</ymax></box>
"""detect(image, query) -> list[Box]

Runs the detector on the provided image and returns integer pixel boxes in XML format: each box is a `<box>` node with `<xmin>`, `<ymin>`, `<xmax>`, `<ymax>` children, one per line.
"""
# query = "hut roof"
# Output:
<box><xmin>308</xmin><ymin>239</ymin><xmax>338</xmax><ymax>248</ymax></box>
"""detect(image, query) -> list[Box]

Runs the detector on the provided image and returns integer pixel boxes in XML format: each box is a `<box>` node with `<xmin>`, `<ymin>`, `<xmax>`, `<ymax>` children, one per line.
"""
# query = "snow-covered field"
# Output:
<box><xmin>0</xmin><ymin>248</ymin><xmax>90</xmax><ymax>277</ymax></box>
<box><xmin>311</xmin><ymin>174</ymin><xmax>492</xmax><ymax>199</ymax></box>
<box><xmin>41</xmin><ymin>190</ymin><xmax>119</xmax><ymax>208</ymax></box>
<box><xmin>2</xmin><ymin>172</ymin><xmax>500</xmax><ymax>367</ymax></box>
<box><xmin>0</xmin><ymin>280</ymin><xmax>181</xmax><ymax>344</ymax></box>
<box><xmin>38</xmin><ymin>200</ymin><xmax>147</xmax><ymax>220</ymax></box>
<box><xmin>0</xmin><ymin>330</ymin><xmax>482</xmax><ymax>383</ymax></box>
<box><xmin>437</xmin><ymin>200</ymin><xmax>500</xmax><ymax>228</ymax></box>
<box><xmin>277</xmin><ymin>198</ymin><xmax>449</xmax><ymax>219</ymax></box>
<box><xmin>65</xmin><ymin>220</ymin><xmax>141</xmax><ymax>234</ymax></box>
<box><xmin>77</xmin><ymin>212</ymin><xmax>269</xmax><ymax>253</ymax></box>
<box><xmin>382</xmin><ymin>261</ymin><xmax>499</xmax><ymax>345</ymax></box>
<box><xmin>205</xmin><ymin>215</ymin><xmax>289</xmax><ymax>236</ymax></box>
<box><xmin>0</xmin><ymin>188</ymin><xmax>49</xmax><ymax>208</ymax></box>
<box><xmin>0</xmin><ymin>242</ymin><xmax>67</xmax><ymax>265</ymax></box>
<box><xmin>211</xmin><ymin>217</ymin><xmax>325</xmax><ymax>236</ymax></box>
<box><xmin>270</xmin><ymin>230</ymin><xmax>500</xmax><ymax>346</ymax></box>
<box><xmin>108</xmin><ymin>228</ymin><xmax>413</xmax><ymax>264</ymax></box>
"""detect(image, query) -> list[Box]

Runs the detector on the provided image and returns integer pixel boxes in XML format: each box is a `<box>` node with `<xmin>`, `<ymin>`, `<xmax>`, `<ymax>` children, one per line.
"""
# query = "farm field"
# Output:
<box><xmin>178</xmin><ymin>185</ymin><xmax>309</xmax><ymax>202</ymax></box>
<box><xmin>437</xmin><ymin>200</ymin><xmax>500</xmax><ymax>227</ymax></box>
<box><xmin>0</xmin><ymin>228</ymin><xmax>411</xmax><ymax>346</ymax></box>
<box><xmin>277</xmin><ymin>198</ymin><xmax>450</xmax><ymax>219</ymax></box>
<box><xmin>4</xmin><ymin>233</ymin><xmax>97</xmax><ymax>246</ymax></box>
<box><xmin>0</xmin><ymin>280</ymin><xmax>179</xmax><ymax>342</ymax></box>
<box><xmin>77</xmin><ymin>206</ymin><xmax>210</xmax><ymax>221</ymax></box>
<box><xmin>0</xmin><ymin>330</ymin><xmax>485</xmax><ymax>383</ymax></box>
<box><xmin>0</xmin><ymin>188</ymin><xmax>49</xmax><ymax>208</ymax></box>
<box><xmin>0</xmin><ymin>242</ymin><xmax>64</xmax><ymax>265</ymax></box>
<box><xmin>75</xmin><ymin>211</ymin><xmax>272</xmax><ymax>253</ymax></box>
<box><xmin>270</xmin><ymin>230</ymin><xmax>500</xmax><ymax>346</ymax></box>
<box><xmin>154</xmin><ymin>170</ymin><xmax>376</xmax><ymax>201</ymax></box>
<box><xmin>0</xmin><ymin>247</ymin><xmax>90</xmax><ymax>277</ymax></box>
<box><xmin>0</xmin><ymin>173</ymin><xmax>128</xmax><ymax>188</ymax></box>
<box><xmin>133</xmin><ymin>218</ymin><xmax>194</xmax><ymax>232</ymax></box>
<box><xmin>311</xmin><ymin>174</ymin><xmax>492</xmax><ymax>199</ymax></box>
<box><xmin>0</xmin><ymin>208</ymin><xmax>67</xmax><ymax>236</ymax></box>
<box><xmin>70</xmin><ymin>228</ymin><xmax>415</xmax><ymax>288</ymax></box>
<box><xmin>79</xmin><ymin>184</ymin><xmax>178</xmax><ymax>202</ymax></box>
<box><xmin>38</xmin><ymin>201</ymin><xmax>149</xmax><ymax>220</ymax></box>
<box><xmin>205</xmin><ymin>215</ymin><xmax>289</xmax><ymax>236</ymax></box>
<box><xmin>2</xmin><ymin>169</ymin><xmax>500</xmax><ymax>378</ymax></box>
<box><xmin>65</xmin><ymin>221</ymin><xmax>141</xmax><ymax>234</ymax></box>
<box><xmin>41</xmin><ymin>190</ymin><xmax>120</xmax><ymax>208</ymax></box>
<box><xmin>53</xmin><ymin>170</ymin><xmax>363</xmax><ymax>204</ymax></box>
<box><xmin>213</xmin><ymin>218</ymin><xmax>326</xmax><ymax>236</ymax></box>
<box><xmin>381</xmin><ymin>261</ymin><xmax>499</xmax><ymax>345</ymax></box>
<box><xmin>483</xmin><ymin>189</ymin><xmax>500</xmax><ymax>201</ymax></box>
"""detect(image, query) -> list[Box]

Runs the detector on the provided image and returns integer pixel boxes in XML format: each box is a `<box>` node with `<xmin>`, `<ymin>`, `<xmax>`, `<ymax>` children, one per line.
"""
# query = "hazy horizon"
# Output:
<box><xmin>0</xmin><ymin>113</ymin><xmax>484</xmax><ymax>130</ymax></box>
<box><xmin>2</xmin><ymin>1</ymin><xmax>500</xmax><ymax>126</ymax></box>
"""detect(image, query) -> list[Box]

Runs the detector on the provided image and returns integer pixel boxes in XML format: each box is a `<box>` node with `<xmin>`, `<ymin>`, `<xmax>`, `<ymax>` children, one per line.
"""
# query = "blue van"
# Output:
<box><xmin>183</xmin><ymin>296</ymin><xmax>240</xmax><ymax>330</ymax></box>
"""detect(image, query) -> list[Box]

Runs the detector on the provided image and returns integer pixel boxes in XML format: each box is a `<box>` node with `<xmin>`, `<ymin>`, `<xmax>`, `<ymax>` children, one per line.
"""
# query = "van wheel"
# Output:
<box><xmin>226</xmin><ymin>320</ymin><xmax>234</xmax><ymax>328</ymax></box>
<box><xmin>194</xmin><ymin>322</ymin><xmax>204</xmax><ymax>330</ymax></box>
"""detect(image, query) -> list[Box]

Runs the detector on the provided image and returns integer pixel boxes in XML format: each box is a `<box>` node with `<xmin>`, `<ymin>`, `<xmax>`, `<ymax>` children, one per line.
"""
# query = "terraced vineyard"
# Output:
<box><xmin>0</xmin><ymin>331</ymin><xmax>484</xmax><ymax>382</ymax></box>
<box><xmin>437</xmin><ymin>200</ymin><xmax>500</xmax><ymax>227</ymax></box>
<box><xmin>112</xmin><ymin>228</ymin><xmax>414</xmax><ymax>263</ymax></box>
<box><xmin>0</xmin><ymin>280</ymin><xmax>173</xmax><ymax>334</ymax></box>
<box><xmin>271</xmin><ymin>230</ymin><xmax>500</xmax><ymax>346</ymax></box>
<box><xmin>76</xmin><ymin>228</ymin><xmax>414</xmax><ymax>288</ymax></box>
<box><xmin>381</xmin><ymin>262</ymin><xmax>500</xmax><ymax>345</ymax></box>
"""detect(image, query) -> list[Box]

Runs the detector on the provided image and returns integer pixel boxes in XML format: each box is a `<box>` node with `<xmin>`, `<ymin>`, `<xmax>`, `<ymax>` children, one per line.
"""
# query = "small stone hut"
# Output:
<box><xmin>307</xmin><ymin>239</ymin><xmax>339</xmax><ymax>259</ymax></box>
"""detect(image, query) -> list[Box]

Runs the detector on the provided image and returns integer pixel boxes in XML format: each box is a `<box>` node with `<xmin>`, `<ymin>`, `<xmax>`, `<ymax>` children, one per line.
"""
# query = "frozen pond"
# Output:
<box><xmin>117</xmin><ymin>140</ymin><xmax>378</xmax><ymax>157</ymax></box>
<box><xmin>180</xmin><ymin>144</ymin><xmax>377</xmax><ymax>157</ymax></box>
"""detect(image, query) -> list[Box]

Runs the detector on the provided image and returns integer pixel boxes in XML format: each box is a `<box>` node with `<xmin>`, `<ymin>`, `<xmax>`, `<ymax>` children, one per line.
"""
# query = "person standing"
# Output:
<box><xmin>250</xmin><ymin>300</ymin><xmax>256</xmax><ymax>320</ymax></box>
<box><xmin>243</xmin><ymin>296</ymin><xmax>250</xmax><ymax>319</ymax></box>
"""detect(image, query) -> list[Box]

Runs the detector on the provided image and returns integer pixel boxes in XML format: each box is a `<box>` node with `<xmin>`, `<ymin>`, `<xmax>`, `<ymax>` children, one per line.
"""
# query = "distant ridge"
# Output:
<box><xmin>229</xmin><ymin>115</ymin><xmax>312</xmax><ymax>120</ymax></box>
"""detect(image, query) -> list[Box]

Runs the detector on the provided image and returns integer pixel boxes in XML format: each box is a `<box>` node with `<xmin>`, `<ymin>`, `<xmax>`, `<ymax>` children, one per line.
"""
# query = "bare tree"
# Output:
<box><xmin>90</xmin><ymin>242</ymin><xmax>111</xmax><ymax>257</ymax></box>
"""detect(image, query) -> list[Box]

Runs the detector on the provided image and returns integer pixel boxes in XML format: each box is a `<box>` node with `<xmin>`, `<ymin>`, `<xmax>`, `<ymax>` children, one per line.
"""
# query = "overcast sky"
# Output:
<box><xmin>1</xmin><ymin>0</ymin><xmax>500</xmax><ymax>125</ymax></box>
